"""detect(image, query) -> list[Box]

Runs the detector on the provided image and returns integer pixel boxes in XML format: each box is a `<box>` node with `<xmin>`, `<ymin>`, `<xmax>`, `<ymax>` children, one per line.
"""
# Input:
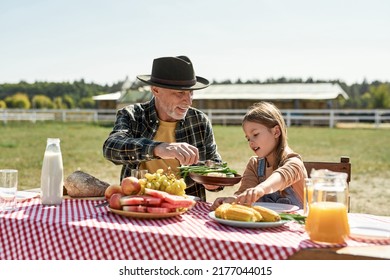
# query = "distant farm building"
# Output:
<box><xmin>93</xmin><ymin>83</ymin><xmax>348</xmax><ymax>110</ymax></box>
<box><xmin>192</xmin><ymin>83</ymin><xmax>348</xmax><ymax>110</ymax></box>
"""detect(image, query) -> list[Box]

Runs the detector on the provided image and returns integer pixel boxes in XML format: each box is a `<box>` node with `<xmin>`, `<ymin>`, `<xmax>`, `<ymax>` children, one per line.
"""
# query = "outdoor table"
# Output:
<box><xmin>1</xmin><ymin>197</ymin><xmax>389</xmax><ymax>260</ymax></box>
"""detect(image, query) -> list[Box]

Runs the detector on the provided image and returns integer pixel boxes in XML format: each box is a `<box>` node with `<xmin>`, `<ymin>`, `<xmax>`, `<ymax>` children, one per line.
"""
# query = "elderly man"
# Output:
<box><xmin>103</xmin><ymin>55</ymin><xmax>223</xmax><ymax>200</ymax></box>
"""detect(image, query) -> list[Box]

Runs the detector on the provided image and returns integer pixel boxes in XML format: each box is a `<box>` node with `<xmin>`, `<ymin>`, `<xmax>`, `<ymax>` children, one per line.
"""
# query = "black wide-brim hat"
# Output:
<box><xmin>137</xmin><ymin>56</ymin><xmax>210</xmax><ymax>90</ymax></box>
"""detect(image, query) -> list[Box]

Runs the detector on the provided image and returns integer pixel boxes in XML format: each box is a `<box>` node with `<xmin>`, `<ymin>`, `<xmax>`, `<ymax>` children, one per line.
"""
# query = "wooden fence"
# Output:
<box><xmin>1</xmin><ymin>109</ymin><xmax>390</xmax><ymax>128</ymax></box>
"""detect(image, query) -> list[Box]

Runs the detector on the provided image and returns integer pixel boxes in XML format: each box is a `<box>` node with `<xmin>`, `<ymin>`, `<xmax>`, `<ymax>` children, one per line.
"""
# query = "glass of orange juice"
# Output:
<box><xmin>305</xmin><ymin>169</ymin><xmax>350</xmax><ymax>244</ymax></box>
<box><xmin>303</xmin><ymin>178</ymin><xmax>313</xmax><ymax>216</ymax></box>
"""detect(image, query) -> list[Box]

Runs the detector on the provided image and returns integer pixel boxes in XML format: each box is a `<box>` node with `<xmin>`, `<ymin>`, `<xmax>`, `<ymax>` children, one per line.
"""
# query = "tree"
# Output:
<box><xmin>0</xmin><ymin>100</ymin><xmax>6</xmax><ymax>108</ymax></box>
<box><xmin>32</xmin><ymin>95</ymin><xmax>54</xmax><ymax>109</ymax></box>
<box><xmin>79</xmin><ymin>97</ymin><xmax>96</xmax><ymax>109</ymax></box>
<box><xmin>362</xmin><ymin>84</ymin><xmax>390</xmax><ymax>109</ymax></box>
<box><xmin>63</xmin><ymin>95</ymin><xmax>76</xmax><ymax>109</ymax></box>
<box><xmin>4</xmin><ymin>92</ymin><xmax>31</xmax><ymax>108</ymax></box>
<box><xmin>53</xmin><ymin>96</ymin><xmax>64</xmax><ymax>109</ymax></box>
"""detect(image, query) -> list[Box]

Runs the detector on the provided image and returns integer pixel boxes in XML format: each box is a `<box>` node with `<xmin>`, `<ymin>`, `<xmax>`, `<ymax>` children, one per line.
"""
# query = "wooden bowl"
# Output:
<box><xmin>189</xmin><ymin>173</ymin><xmax>242</xmax><ymax>186</ymax></box>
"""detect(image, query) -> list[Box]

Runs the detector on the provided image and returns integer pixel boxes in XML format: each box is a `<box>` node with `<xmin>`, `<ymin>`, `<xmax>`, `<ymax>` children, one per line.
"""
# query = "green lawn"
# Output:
<box><xmin>1</xmin><ymin>122</ymin><xmax>389</xmax><ymax>216</ymax></box>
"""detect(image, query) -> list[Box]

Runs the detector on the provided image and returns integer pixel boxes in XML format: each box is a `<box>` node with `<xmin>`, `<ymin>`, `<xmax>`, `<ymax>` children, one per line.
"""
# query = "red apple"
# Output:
<box><xmin>109</xmin><ymin>193</ymin><xmax>123</xmax><ymax>210</ymax></box>
<box><xmin>104</xmin><ymin>184</ymin><xmax>123</xmax><ymax>200</ymax></box>
<box><xmin>121</xmin><ymin>176</ymin><xmax>141</xmax><ymax>195</ymax></box>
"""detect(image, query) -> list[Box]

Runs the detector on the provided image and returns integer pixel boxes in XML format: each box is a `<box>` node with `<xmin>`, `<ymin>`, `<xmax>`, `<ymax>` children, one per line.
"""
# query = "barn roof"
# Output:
<box><xmin>92</xmin><ymin>91</ymin><xmax>121</xmax><ymax>101</ymax></box>
<box><xmin>92</xmin><ymin>87</ymin><xmax>151</xmax><ymax>102</ymax></box>
<box><xmin>194</xmin><ymin>83</ymin><xmax>348</xmax><ymax>100</ymax></box>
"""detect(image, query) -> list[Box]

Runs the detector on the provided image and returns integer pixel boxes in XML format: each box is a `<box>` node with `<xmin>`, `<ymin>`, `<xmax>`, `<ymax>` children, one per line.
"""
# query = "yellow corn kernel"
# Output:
<box><xmin>252</xmin><ymin>205</ymin><xmax>281</xmax><ymax>222</ymax></box>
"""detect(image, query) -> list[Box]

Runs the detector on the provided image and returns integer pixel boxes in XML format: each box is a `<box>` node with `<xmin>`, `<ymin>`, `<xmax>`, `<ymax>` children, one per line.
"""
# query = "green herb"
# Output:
<box><xmin>279</xmin><ymin>213</ymin><xmax>306</xmax><ymax>224</ymax></box>
<box><xmin>178</xmin><ymin>162</ymin><xmax>237</xmax><ymax>180</ymax></box>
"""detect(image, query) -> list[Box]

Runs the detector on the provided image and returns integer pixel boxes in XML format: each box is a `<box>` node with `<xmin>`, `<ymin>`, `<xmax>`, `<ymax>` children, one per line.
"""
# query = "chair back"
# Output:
<box><xmin>304</xmin><ymin>156</ymin><xmax>351</xmax><ymax>211</ymax></box>
<box><xmin>304</xmin><ymin>156</ymin><xmax>351</xmax><ymax>183</ymax></box>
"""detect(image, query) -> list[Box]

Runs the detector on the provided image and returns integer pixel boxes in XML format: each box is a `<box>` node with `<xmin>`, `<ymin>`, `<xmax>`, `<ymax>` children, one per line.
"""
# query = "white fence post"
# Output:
<box><xmin>2</xmin><ymin>110</ymin><xmax>7</xmax><ymax>124</ymax></box>
<box><xmin>94</xmin><ymin>111</ymin><xmax>98</xmax><ymax>122</ymax></box>
<box><xmin>286</xmin><ymin>110</ymin><xmax>291</xmax><ymax>127</ymax></box>
<box><xmin>329</xmin><ymin>110</ymin><xmax>334</xmax><ymax>128</ymax></box>
<box><xmin>375</xmin><ymin>110</ymin><xmax>380</xmax><ymax>128</ymax></box>
<box><xmin>32</xmin><ymin>111</ymin><xmax>37</xmax><ymax>124</ymax></box>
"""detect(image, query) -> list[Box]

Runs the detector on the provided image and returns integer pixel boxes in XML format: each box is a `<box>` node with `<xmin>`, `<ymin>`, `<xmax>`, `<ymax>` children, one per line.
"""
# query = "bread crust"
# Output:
<box><xmin>64</xmin><ymin>170</ymin><xmax>109</xmax><ymax>197</ymax></box>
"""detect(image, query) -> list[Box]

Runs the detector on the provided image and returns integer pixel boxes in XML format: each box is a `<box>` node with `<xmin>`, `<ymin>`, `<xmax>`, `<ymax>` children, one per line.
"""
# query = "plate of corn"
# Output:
<box><xmin>209</xmin><ymin>203</ymin><xmax>288</xmax><ymax>228</ymax></box>
<box><xmin>209</xmin><ymin>212</ymin><xmax>288</xmax><ymax>228</ymax></box>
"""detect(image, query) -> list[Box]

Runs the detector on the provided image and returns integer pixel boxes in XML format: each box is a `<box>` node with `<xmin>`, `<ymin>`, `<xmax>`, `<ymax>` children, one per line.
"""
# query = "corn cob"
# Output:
<box><xmin>230</xmin><ymin>204</ymin><xmax>262</xmax><ymax>222</ymax></box>
<box><xmin>215</xmin><ymin>203</ymin><xmax>233</xmax><ymax>219</ymax></box>
<box><xmin>252</xmin><ymin>205</ymin><xmax>281</xmax><ymax>222</ymax></box>
<box><xmin>215</xmin><ymin>203</ymin><xmax>263</xmax><ymax>222</ymax></box>
<box><xmin>224</xmin><ymin>206</ymin><xmax>258</xmax><ymax>222</ymax></box>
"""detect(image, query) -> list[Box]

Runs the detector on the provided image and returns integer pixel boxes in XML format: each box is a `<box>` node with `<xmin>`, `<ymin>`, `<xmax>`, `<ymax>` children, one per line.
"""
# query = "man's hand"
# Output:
<box><xmin>154</xmin><ymin>142</ymin><xmax>199</xmax><ymax>165</ymax></box>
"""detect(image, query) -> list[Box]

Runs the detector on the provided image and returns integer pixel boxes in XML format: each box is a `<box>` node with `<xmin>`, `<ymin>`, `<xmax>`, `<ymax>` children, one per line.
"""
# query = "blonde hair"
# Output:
<box><xmin>242</xmin><ymin>101</ymin><xmax>288</xmax><ymax>168</ymax></box>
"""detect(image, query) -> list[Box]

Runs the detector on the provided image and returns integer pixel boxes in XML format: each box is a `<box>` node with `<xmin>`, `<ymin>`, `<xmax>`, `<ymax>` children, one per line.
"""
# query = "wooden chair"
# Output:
<box><xmin>304</xmin><ymin>156</ymin><xmax>351</xmax><ymax>210</ymax></box>
<box><xmin>304</xmin><ymin>156</ymin><xmax>351</xmax><ymax>183</ymax></box>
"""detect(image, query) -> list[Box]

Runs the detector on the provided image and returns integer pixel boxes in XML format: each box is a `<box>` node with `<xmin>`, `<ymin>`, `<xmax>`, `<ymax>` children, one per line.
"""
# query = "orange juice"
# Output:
<box><xmin>305</xmin><ymin>201</ymin><xmax>350</xmax><ymax>244</ymax></box>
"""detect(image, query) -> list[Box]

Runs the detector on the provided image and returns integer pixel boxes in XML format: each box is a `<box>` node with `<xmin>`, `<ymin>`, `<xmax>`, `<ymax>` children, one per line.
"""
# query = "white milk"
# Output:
<box><xmin>41</xmin><ymin>145</ymin><xmax>63</xmax><ymax>205</ymax></box>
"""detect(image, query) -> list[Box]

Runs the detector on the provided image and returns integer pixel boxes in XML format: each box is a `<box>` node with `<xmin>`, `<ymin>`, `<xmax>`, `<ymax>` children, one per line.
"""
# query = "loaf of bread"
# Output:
<box><xmin>64</xmin><ymin>170</ymin><xmax>110</xmax><ymax>197</ymax></box>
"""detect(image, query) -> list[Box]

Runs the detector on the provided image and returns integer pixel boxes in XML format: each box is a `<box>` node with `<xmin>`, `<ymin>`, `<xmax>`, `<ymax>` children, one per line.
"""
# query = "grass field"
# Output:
<box><xmin>1</xmin><ymin>122</ymin><xmax>389</xmax><ymax>216</ymax></box>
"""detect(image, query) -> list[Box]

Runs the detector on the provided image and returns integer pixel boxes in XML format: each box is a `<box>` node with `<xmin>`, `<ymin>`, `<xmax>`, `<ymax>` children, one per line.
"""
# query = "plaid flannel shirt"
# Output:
<box><xmin>103</xmin><ymin>98</ymin><xmax>222</xmax><ymax>199</ymax></box>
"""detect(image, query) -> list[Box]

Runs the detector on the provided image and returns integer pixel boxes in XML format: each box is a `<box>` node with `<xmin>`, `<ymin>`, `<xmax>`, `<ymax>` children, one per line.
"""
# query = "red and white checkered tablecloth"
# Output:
<box><xmin>1</xmin><ymin>198</ymin><xmax>389</xmax><ymax>260</ymax></box>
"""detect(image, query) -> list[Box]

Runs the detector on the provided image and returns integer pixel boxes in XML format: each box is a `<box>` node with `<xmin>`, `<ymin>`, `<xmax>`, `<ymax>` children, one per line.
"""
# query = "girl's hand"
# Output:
<box><xmin>210</xmin><ymin>196</ymin><xmax>236</xmax><ymax>211</ymax></box>
<box><xmin>234</xmin><ymin>187</ymin><xmax>265</xmax><ymax>206</ymax></box>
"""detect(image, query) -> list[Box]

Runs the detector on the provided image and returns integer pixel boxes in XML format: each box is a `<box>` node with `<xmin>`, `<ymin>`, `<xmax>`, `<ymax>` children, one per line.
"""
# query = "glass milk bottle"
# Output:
<box><xmin>305</xmin><ymin>169</ymin><xmax>350</xmax><ymax>244</ymax></box>
<box><xmin>41</xmin><ymin>138</ymin><xmax>64</xmax><ymax>205</ymax></box>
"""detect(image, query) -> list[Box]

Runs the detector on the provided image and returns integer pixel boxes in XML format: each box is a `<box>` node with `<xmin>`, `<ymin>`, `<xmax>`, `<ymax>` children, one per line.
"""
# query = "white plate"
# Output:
<box><xmin>253</xmin><ymin>202</ymin><xmax>299</xmax><ymax>213</ymax></box>
<box><xmin>208</xmin><ymin>211</ymin><xmax>288</xmax><ymax>228</ymax></box>
<box><xmin>349</xmin><ymin>225</ymin><xmax>390</xmax><ymax>241</ymax></box>
<box><xmin>16</xmin><ymin>191</ymin><xmax>40</xmax><ymax>202</ymax></box>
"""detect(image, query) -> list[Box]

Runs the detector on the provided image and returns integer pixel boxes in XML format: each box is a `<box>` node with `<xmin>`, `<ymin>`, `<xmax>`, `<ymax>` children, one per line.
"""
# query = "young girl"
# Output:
<box><xmin>211</xmin><ymin>101</ymin><xmax>307</xmax><ymax>210</ymax></box>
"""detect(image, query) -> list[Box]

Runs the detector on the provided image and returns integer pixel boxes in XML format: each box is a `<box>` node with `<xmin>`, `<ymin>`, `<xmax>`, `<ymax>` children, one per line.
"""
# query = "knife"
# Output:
<box><xmin>95</xmin><ymin>201</ymin><xmax>109</xmax><ymax>208</ymax></box>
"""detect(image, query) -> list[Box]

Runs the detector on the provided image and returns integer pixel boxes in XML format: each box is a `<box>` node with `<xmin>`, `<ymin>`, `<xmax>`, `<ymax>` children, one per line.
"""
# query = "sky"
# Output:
<box><xmin>1</xmin><ymin>0</ymin><xmax>389</xmax><ymax>86</ymax></box>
